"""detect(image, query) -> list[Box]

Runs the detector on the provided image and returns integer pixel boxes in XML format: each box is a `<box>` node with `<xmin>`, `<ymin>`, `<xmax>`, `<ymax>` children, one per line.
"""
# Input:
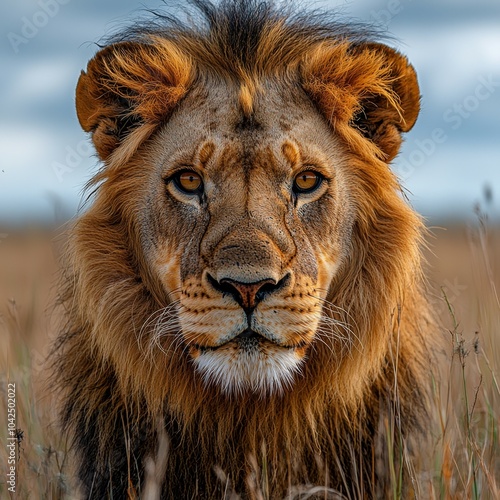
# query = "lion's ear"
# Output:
<box><xmin>76</xmin><ymin>40</ymin><xmax>193</xmax><ymax>160</ymax></box>
<box><xmin>302</xmin><ymin>42</ymin><xmax>420</xmax><ymax>162</ymax></box>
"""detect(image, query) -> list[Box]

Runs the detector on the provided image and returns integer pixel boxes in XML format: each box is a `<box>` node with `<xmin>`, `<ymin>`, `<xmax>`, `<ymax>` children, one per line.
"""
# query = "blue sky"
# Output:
<box><xmin>1</xmin><ymin>0</ymin><xmax>499</xmax><ymax>224</ymax></box>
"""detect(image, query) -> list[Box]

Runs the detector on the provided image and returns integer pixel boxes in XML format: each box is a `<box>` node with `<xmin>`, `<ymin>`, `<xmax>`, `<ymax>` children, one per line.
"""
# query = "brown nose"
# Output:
<box><xmin>208</xmin><ymin>275</ymin><xmax>287</xmax><ymax>311</ymax></box>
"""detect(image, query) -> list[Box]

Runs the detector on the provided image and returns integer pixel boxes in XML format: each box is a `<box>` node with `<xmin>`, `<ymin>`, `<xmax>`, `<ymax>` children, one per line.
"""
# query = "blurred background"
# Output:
<box><xmin>0</xmin><ymin>0</ymin><xmax>499</xmax><ymax>226</ymax></box>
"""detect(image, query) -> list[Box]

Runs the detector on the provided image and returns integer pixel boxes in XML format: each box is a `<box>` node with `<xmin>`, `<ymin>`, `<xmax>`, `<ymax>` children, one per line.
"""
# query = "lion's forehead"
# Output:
<box><xmin>155</xmin><ymin>80</ymin><xmax>343</xmax><ymax>176</ymax></box>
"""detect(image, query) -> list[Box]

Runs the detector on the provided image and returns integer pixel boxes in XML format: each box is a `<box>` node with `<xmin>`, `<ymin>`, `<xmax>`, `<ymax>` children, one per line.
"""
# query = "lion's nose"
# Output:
<box><xmin>208</xmin><ymin>275</ymin><xmax>289</xmax><ymax>311</ymax></box>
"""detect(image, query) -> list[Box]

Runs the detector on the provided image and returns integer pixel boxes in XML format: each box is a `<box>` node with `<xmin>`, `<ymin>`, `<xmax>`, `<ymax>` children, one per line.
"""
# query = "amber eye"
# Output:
<box><xmin>173</xmin><ymin>171</ymin><xmax>203</xmax><ymax>194</ymax></box>
<box><xmin>293</xmin><ymin>170</ymin><xmax>323</xmax><ymax>194</ymax></box>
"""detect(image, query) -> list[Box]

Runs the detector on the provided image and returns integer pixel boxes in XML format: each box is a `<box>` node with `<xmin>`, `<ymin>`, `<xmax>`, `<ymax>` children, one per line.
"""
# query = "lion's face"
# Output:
<box><xmin>139</xmin><ymin>82</ymin><xmax>352</xmax><ymax>394</ymax></box>
<box><xmin>75</xmin><ymin>36</ymin><xmax>420</xmax><ymax>398</ymax></box>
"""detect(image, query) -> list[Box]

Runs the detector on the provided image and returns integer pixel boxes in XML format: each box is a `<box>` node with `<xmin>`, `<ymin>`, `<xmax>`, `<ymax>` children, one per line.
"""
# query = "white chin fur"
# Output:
<box><xmin>193</xmin><ymin>346</ymin><xmax>304</xmax><ymax>395</ymax></box>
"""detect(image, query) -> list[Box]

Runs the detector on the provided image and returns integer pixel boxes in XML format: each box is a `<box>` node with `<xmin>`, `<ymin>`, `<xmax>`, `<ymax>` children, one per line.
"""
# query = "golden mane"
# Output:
<box><xmin>54</xmin><ymin>1</ymin><xmax>433</xmax><ymax>497</ymax></box>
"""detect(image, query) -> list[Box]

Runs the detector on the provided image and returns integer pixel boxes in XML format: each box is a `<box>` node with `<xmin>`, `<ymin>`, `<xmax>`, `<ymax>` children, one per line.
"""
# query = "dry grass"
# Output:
<box><xmin>0</xmin><ymin>214</ymin><xmax>498</xmax><ymax>499</ymax></box>
<box><xmin>0</xmin><ymin>228</ymin><xmax>76</xmax><ymax>498</ymax></box>
<box><xmin>421</xmin><ymin>211</ymin><xmax>500</xmax><ymax>499</ymax></box>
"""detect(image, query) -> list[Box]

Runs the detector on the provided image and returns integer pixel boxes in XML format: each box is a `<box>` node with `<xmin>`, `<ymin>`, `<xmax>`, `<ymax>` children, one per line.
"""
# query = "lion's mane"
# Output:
<box><xmin>54</xmin><ymin>1</ymin><xmax>434</xmax><ymax>498</ymax></box>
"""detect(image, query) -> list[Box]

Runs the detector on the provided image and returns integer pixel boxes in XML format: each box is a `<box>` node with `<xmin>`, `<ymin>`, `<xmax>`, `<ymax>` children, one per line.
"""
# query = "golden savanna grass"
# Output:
<box><xmin>0</xmin><ymin>215</ymin><xmax>498</xmax><ymax>498</ymax></box>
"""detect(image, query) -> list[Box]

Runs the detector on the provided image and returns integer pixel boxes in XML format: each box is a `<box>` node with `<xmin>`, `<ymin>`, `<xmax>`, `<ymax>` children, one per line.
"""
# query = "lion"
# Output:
<box><xmin>54</xmin><ymin>0</ymin><xmax>434</xmax><ymax>498</ymax></box>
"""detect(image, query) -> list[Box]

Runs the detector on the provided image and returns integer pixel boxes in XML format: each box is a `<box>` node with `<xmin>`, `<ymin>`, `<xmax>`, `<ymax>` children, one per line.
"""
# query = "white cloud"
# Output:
<box><xmin>0</xmin><ymin>125</ymin><xmax>93</xmax><ymax>223</ymax></box>
<box><xmin>398</xmin><ymin>23</ymin><xmax>500</xmax><ymax>104</ymax></box>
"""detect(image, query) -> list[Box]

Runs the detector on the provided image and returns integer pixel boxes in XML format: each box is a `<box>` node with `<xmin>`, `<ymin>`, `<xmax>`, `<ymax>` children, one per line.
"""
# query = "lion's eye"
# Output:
<box><xmin>293</xmin><ymin>170</ymin><xmax>323</xmax><ymax>194</ymax></box>
<box><xmin>173</xmin><ymin>171</ymin><xmax>203</xmax><ymax>194</ymax></box>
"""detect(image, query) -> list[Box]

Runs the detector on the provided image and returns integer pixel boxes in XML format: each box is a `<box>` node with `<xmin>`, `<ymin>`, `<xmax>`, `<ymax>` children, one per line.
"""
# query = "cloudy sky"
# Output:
<box><xmin>1</xmin><ymin>0</ymin><xmax>499</xmax><ymax>225</ymax></box>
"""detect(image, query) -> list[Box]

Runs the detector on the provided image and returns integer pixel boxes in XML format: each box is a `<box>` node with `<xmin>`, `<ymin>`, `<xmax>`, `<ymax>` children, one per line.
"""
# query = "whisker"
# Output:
<box><xmin>307</xmin><ymin>292</ymin><xmax>364</xmax><ymax>350</ymax></box>
<box><xmin>135</xmin><ymin>300</ymin><xmax>183</xmax><ymax>358</ymax></box>
<box><xmin>309</xmin><ymin>292</ymin><xmax>359</xmax><ymax>328</ymax></box>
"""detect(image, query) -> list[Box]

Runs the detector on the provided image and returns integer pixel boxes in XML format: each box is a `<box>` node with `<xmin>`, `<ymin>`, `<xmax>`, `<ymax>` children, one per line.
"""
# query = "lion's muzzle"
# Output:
<box><xmin>207</xmin><ymin>273</ymin><xmax>290</xmax><ymax>311</ymax></box>
<box><xmin>180</xmin><ymin>247</ymin><xmax>321</xmax><ymax>394</ymax></box>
